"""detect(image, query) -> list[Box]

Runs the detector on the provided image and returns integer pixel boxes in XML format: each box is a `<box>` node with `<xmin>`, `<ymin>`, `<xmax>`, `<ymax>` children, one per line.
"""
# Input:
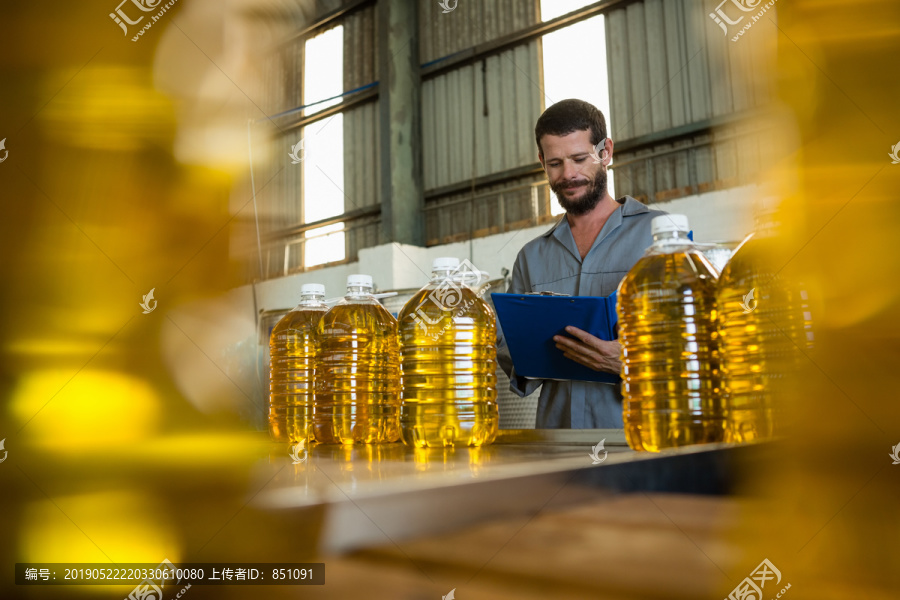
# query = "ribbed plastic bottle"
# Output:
<box><xmin>268</xmin><ymin>283</ymin><xmax>328</xmax><ymax>444</ymax></box>
<box><xmin>617</xmin><ymin>214</ymin><xmax>724</xmax><ymax>452</ymax></box>
<box><xmin>717</xmin><ymin>231</ymin><xmax>812</xmax><ymax>443</ymax></box>
<box><xmin>314</xmin><ymin>274</ymin><xmax>400</xmax><ymax>444</ymax></box>
<box><xmin>398</xmin><ymin>258</ymin><xmax>499</xmax><ymax>448</ymax></box>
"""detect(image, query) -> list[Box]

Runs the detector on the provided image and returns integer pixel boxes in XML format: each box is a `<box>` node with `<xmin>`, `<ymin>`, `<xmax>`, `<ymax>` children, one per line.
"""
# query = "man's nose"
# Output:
<box><xmin>562</xmin><ymin>159</ymin><xmax>580</xmax><ymax>179</ymax></box>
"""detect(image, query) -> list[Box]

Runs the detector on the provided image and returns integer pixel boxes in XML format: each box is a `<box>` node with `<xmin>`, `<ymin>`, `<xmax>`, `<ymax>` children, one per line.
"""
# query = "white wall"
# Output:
<box><xmin>653</xmin><ymin>184</ymin><xmax>758</xmax><ymax>244</ymax></box>
<box><xmin>252</xmin><ymin>223</ymin><xmax>553</xmax><ymax>312</ymax></box>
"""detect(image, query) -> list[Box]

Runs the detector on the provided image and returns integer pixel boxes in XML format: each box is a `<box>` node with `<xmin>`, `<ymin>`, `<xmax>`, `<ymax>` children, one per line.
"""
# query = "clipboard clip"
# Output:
<box><xmin>526</xmin><ymin>291</ymin><xmax>572</xmax><ymax>297</ymax></box>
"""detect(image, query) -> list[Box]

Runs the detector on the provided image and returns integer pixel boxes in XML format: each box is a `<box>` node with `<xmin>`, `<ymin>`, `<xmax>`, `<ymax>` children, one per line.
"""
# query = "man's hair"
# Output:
<box><xmin>534</xmin><ymin>99</ymin><xmax>608</xmax><ymax>159</ymax></box>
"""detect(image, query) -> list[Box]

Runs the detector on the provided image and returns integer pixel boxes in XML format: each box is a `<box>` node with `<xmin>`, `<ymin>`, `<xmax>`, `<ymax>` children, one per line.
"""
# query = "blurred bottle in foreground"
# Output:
<box><xmin>268</xmin><ymin>283</ymin><xmax>328</xmax><ymax>443</ymax></box>
<box><xmin>315</xmin><ymin>275</ymin><xmax>400</xmax><ymax>444</ymax></box>
<box><xmin>618</xmin><ymin>214</ymin><xmax>723</xmax><ymax>452</ymax></box>
<box><xmin>398</xmin><ymin>258</ymin><xmax>498</xmax><ymax>448</ymax></box>
<box><xmin>721</xmin><ymin>3</ymin><xmax>900</xmax><ymax>597</ymax></box>
<box><xmin>717</xmin><ymin>203</ymin><xmax>814</xmax><ymax>443</ymax></box>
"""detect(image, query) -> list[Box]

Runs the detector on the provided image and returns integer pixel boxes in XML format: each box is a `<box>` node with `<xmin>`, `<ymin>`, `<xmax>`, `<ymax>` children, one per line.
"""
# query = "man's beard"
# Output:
<box><xmin>550</xmin><ymin>169</ymin><xmax>607</xmax><ymax>216</ymax></box>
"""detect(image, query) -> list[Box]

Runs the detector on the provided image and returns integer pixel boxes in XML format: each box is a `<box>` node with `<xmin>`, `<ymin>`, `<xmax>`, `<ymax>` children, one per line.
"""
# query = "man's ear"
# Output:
<box><xmin>538</xmin><ymin>152</ymin><xmax>545</xmax><ymax>169</ymax></box>
<box><xmin>603</xmin><ymin>138</ymin><xmax>614</xmax><ymax>166</ymax></box>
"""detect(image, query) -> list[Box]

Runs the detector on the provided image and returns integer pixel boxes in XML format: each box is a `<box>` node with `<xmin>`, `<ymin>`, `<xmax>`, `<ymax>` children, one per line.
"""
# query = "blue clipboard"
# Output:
<box><xmin>491</xmin><ymin>292</ymin><xmax>621</xmax><ymax>384</ymax></box>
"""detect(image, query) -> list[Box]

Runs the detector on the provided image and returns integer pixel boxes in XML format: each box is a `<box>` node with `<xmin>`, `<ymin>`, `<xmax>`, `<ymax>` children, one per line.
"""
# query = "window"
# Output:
<box><xmin>540</xmin><ymin>0</ymin><xmax>615</xmax><ymax>215</ymax></box>
<box><xmin>302</xmin><ymin>25</ymin><xmax>345</xmax><ymax>268</ymax></box>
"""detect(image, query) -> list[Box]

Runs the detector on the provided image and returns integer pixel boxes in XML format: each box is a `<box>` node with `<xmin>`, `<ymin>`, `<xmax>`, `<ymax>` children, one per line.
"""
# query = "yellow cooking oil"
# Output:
<box><xmin>617</xmin><ymin>214</ymin><xmax>724</xmax><ymax>452</ymax></box>
<box><xmin>314</xmin><ymin>274</ymin><xmax>400</xmax><ymax>444</ymax></box>
<box><xmin>398</xmin><ymin>258</ymin><xmax>498</xmax><ymax>448</ymax></box>
<box><xmin>268</xmin><ymin>283</ymin><xmax>328</xmax><ymax>444</ymax></box>
<box><xmin>717</xmin><ymin>232</ymin><xmax>811</xmax><ymax>443</ymax></box>
<box><xmin>623</xmin><ymin>404</ymin><xmax>646</xmax><ymax>452</ymax></box>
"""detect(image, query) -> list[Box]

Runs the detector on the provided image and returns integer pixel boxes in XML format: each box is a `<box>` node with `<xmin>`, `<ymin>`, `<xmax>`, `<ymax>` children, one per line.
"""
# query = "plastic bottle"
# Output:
<box><xmin>398</xmin><ymin>258</ymin><xmax>499</xmax><ymax>448</ymax></box>
<box><xmin>617</xmin><ymin>214</ymin><xmax>724</xmax><ymax>452</ymax></box>
<box><xmin>268</xmin><ymin>283</ymin><xmax>328</xmax><ymax>443</ymax></box>
<box><xmin>717</xmin><ymin>230</ymin><xmax>812</xmax><ymax>443</ymax></box>
<box><xmin>315</xmin><ymin>274</ymin><xmax>400</xmax><ymax>444</ymax></box>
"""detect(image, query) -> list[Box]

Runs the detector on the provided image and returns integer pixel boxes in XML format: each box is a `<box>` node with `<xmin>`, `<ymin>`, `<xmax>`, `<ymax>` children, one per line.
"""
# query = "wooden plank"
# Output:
<box><xmin>449</xmin><ymin>69</ymin><xmax>463</xmax><ymax>188</ymax></box>
<box><xmin>682</xmin><ymin>0</ymin><xmax>712</xmax><ymax>123</ymax></box>
<box><xmin>704</xmin><ymin>0</ymin><xmax>734</xmax><ymax>117</ymax></box>
<box><xmin>714</xmin><ymin>134</ymin><xmax>739</xmax><ymax>184</ymax></box>
<box><xmin>474</xmin><ymin>54</ymin><xmax>488</xmax><ymax>177</ymax></box>
<box><xmin>365</xmin><ymin>103</ymin><xmax>377</xmax><ymax>207</ymax></box>
<box><xmin>614</xmin><ymin>161</ymin><xmax>634</xmax><ymax>198</ymax></box>
<box><xmin>663</xmin><ymin>0</ymin><xmax>688</xmax><ymax>128</ymax></box>
<box><xmin>625</xmin><ymin>2</ymin><xmax>651</xmax><ymax>137</ymax></box>
<box><xmin>644</xmin><ymin>0</ymin><xmax>671</xmax><ymax>133</ymax></box>
<box><xmin>754</xmin><ymin>11</ymin><xmax>778</xmax><ymax>109</ymax></box>
<box><xmin>500</xmin><ymin>50</ymin><xmax>517</xmax><ymax>174</ymax></box>
<box><xmin>673</xmin><ymin>138</ymin><xmax>692</xmax><ymax>191</ymax></box>
<box><xmin>422</xmin><ymin>81</ymin><xmax>434</xmax><ymax>190</ymax></box>
<box><xmin>727</xmin><ymin>15</ymin><xmax>754</xmax><ymax>114</ymax></box>
<box><xmin>444</xmin><ymin>69</ymin><xmax>457</xmax><ymax>189</ymax></box>
<box><xmin>372</xmin><ymin>100</ymin><xmax>381</xmax><ymax>206</ymax></box>
<box><xmin>515</xmin><ymin>43</ymin><xmax>539</xmax><ymax>167</ymax></box>
<box><xmin>736</xmin><ymin>128</ymin><xmax>761</xmax><ymax>186</ymax></box>
<box><xmin>493</xmin><ymin>53</ymin><xmax>508</xmax><ymax>176</ymax></box>
<box><xmin>692</xmin><ymin>135</ymin><xmax>715</xmax><ymax>188</ymax></box>
<box><xmin>653</xmin><ymin>142</ymin><xmax>675</xmax><ymax>201</ymax></box>
<box><xmin>606</xmin><ymin>8</ymin><xmax>632</xmax><ymax>139</ymax></box>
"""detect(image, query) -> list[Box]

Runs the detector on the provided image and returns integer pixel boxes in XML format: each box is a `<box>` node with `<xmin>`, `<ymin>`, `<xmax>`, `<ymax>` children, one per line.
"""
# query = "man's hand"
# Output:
<box><xmin>553</xmin><ymin>326</ymin><xmax>622</xmax><ymax>374</ymax></box>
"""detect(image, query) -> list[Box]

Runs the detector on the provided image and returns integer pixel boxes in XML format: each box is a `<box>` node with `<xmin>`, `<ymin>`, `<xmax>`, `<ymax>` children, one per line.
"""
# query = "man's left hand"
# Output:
<box><xmin>553</xmin><ymin>326</ymin><xmax>622</xmax><ymax>374</ymax></box>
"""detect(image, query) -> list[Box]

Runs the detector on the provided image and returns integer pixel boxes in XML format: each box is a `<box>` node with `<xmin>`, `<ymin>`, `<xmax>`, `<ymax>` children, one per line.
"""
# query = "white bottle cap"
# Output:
<box><xmin>651</xmin><ymin>214</ymin><xmax>690</xmax><ymax>235</ymax></box>
<box><xmin>300</xmin><ymin>283</ymin><xmax>325</xmax><ymax>295</ymax></box>
<box><xmin>347</xmin><ymin>274</ymin><xmax>373</xmax><ymax>288</ymax></box>
<box><xmin>432</xmin><ymin>257</ymin><xmax>460</xmax><ymax>271</ymax></box>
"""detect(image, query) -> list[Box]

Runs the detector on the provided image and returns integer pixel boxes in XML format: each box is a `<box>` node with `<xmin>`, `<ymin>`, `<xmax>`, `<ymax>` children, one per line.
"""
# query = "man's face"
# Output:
<box><xmin>539</xmin><ymin>129</ymin><xmax>608</xmax><ymax>216</ymax></box>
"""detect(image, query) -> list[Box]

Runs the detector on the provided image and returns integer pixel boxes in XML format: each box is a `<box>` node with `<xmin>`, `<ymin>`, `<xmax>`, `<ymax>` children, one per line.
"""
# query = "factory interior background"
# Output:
<box><xmin>1</xmin><ymin>0</ymin><xmax>899</xmax><ymax>598</ymax></box>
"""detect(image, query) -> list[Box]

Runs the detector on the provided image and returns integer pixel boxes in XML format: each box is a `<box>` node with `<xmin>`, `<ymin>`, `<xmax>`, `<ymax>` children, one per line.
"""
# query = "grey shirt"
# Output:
<box><xmin>497</xmin><ymin>196</ymin><xmax>667</xmax><ymax>428</ymax></box>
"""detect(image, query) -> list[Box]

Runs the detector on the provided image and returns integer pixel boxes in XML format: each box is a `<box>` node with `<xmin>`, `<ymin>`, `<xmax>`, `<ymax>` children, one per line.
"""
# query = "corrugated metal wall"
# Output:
<box><xmin>341</xmin><ymin>5</ymin><xmax>382</xmax><ymax>259</ymax></box>
<box><xmin>252</xmin><ymin>0</ymin><xmax>774</xmax><ymax>277</ymax></box>
<box><xmin>343</xmin><ymin>4</ymin><xmax>378</xmax><ymax>89</ymax></box>
<box><xmin>605</xmin><ymin>0</ymin><xmax>776</xmax><ymax>202</ymax></box>
<box><xmin>420</xmin><ymin>0</ymin><xmax>544</xmax><ymax>245</ymax></box>
<box><xmin>424</xmin><ymin>175</ymin><xmax>553</xmax><ymax>245</ymax></box>
<box><xmin>421</xmin><ymin>46</ymin><xmax>542</xmax><ymax>190</ymax></box>
<box><xmin>419</xmin><ymin>0</ymin><xmax>541</xmax><ymax>64</ymax></box>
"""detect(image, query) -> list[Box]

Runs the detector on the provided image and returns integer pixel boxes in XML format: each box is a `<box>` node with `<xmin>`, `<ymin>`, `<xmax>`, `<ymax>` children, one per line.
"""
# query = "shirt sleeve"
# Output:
<box><xmin>496</xmin><ymin>252</ymin><xmax>543</xmax><ymax>397</ymax></box>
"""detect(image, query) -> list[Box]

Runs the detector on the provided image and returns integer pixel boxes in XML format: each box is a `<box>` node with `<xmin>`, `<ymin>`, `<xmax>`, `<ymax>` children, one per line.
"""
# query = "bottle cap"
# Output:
<box><xmin>300</xmin><ymin>283</ymin><xmax>325</xmax><ymax>295</ymax></box>
<box><xmin>432</xmin><ymin>257</ymin><xmax>460</xmax><ymax>271</ymax></box>
<box><xmin>346</xmin><ymin>274</ymin><xmax>373</xmax><ymax>288</ymax></box>
<box><xmin>651</xmin><ymin>214</ymin><xmax>690</xmax><ymax>235</ymax></box>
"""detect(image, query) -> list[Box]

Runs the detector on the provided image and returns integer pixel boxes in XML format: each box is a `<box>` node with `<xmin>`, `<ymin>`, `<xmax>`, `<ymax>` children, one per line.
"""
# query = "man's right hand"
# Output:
<box><xmin>553</xmin><ymin>326</ymin><xmax>622</xmax><ymax>374</ymax></box>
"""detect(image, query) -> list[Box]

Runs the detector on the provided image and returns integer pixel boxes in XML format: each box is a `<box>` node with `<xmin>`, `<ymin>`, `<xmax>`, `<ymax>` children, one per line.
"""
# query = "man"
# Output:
<box><xmin>497</xmin><ymin>99</ymin><xmax>667</xmax><ymax>429</ymax></box>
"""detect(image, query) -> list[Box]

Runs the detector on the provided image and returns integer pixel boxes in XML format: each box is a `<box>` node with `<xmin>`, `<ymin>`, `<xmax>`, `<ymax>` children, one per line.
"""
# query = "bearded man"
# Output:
<box><xmin>497</xmin><ymin>98</ymin><xmax>668</xmax><ymax>429</ymax></box>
